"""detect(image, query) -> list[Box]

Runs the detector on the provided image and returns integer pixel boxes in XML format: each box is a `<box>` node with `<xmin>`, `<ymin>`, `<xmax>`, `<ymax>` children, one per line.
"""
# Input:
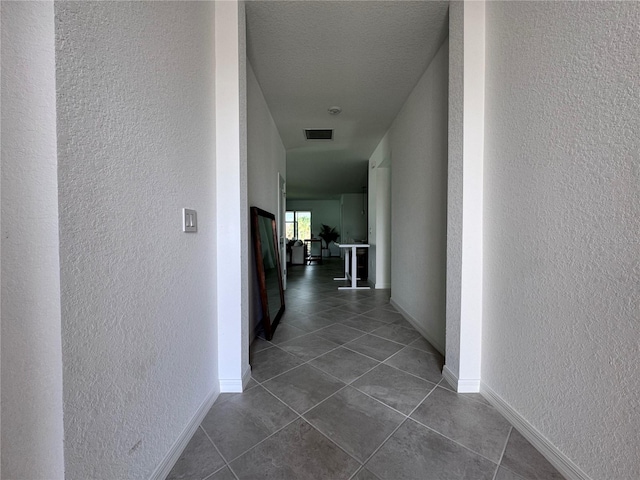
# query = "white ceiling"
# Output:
<box><xmin>245</xmin><ymin>0</ymin><xmax>449</xmax><ymax>199</ymax></box>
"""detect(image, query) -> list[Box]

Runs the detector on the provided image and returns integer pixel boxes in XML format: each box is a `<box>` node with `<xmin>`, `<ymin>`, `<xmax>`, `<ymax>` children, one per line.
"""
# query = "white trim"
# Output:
<box><xmin>219</xmin><ymin>379</ymin><xmax>243</xmax><ymax>392</ymax></box>
<box><xmin>390</xmin><ymin>298</ymin><xmax>445</xmax><ymax>355</ymax></box>
<box><xmin>442</xmin><ymin>365</ymin><xmax>480</xmax><ymax>393</ymax></box>
<box><xmin>220</xmin><ymin>364</ymin><xmax>252</xmax><ymax>393</ymax></box>
<box><xmin>481</xmin><ymin>383</ymin><xmax>592</xmax><ymax>480</ymax></box>
<box><xmin>375</xmin><ymin>282</ymin><xmax>391</xmax><ymax>289</ymax></box>
<box><xmin>150</xmin><ymin>387</ymin><xmax>219</xmax><ymax>480</ymax></box>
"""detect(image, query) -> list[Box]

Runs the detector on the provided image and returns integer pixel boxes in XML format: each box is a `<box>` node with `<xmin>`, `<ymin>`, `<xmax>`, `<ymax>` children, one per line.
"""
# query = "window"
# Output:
<box><xmin>285</xmin><ymin>211</ymin><xmax>311</xmax><ymax>240</ymax></box>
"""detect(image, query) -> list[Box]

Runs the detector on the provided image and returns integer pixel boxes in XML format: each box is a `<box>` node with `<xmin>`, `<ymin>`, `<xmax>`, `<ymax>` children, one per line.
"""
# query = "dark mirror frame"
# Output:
<box><xmin>250</xmin><ymin>207</ymin><xmax>285</xmax><ymax>340</ymax></box>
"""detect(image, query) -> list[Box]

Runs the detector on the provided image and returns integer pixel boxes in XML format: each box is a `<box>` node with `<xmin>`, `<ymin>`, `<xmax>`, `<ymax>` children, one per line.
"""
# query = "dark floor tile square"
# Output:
<box><xmin>201</xmin><ymin>386</ymin><xmax>297</xmax><ymax>461</ymax></box>
<box><xmin>279</xmin><ymin>333</ymin><xmax>339</xmax><ymax>362</ymax></box>
<box><xmin>383</xmin><ymin>346</ymin><xmax>443</xmax><ymax>383</ymax></box>
<box><xmin>334</xmin><ymin>302</ymin><xmax>377</xmax><ymax>315</ymax></box>
<box><xmin>265</xmin><ymin>323</ymin><xmax>307</xmax><ymax>344</ymax></box>
<box><xmin>312</xmin><ymin>308</ymin><xmax>357</xmax><ymax>323</ymax></box>
<box><xmin>286</xmin><ymin>314</ymin><xmax>337</xmax><ymax>333</ymax></box>
<box><xmin>352</xmin><ymin>363</ymin><xmax>435</xmax><ymax>415</ymax></box>
<box><xmin>366</xmin><ymin>419</ymin><xmax>497</xmax><ymax>480</ymax></box>
<box><xmin>250</xmin><ymin>346</ymin><xmax>303</xmax><ymax>383</ymax></box>
<box><xmin>407</xmin><ymin>336</ymin><xmax>441</xmax><ymax>355</ymax></box>
<box><xmin>501</xmin><ymin>429</ymin><xmax>565</xmax><ymax>479</ymax></box>
<box><xmin>289</xmin><ymin>301</ymin><xmax>332</xmax><ymax>315</ymax></box>
<box><xmin>370</xmin><ymin>324</ymin><xmax>420</xmax><ymax>345</ymax></box>
<box><xmin>339</xmin><ymin>316</ymin><xmax>390</xmax><ymax>333</ymax></box>
<box><xmin>411</xmin><ymin>387</ymin><xmax>511</xmax><ymax>463</ymax></box>
<box><xmin>357</xmin><ymin>296</ymin><xmax>391</xmax><ymax>308</ymax></box>
<box><xmin>354</xmin><ymin>468</ymin><xmax>382</xmax><ymax>480</ymax></box>
<box><xmin>334</xmin><ymin>290</ymin><xmax>364</xmax><ymax>300</ymax></box>
<box><xmin>250</xmin><ymin>337</ymin><xmax>272</xmax><ymax>354</ymax></box>
<box><xmin>315</xmin><ymin>323</ymin><xmax>367</xmax><ymax>345</ymax></box>
<box><xmin>309</xmin><ymin>347</ymin><xmax>380</xmax><ymax>383</ymax></box>
<box><xmin>320</xmin><ymin>296</ymin><xmax>351</xmax><ymax>308</ymax></box>
<box><xmin>494</xmin><ymin>466</ymin><xmax>526</xmax><ymax>480</ymax></box>
<box><xmin>361</xmin><ymin>308</ymin><xmax>406</xmax><ymax>323</ymax></box>
<box><xmin>344</xmin><ymin>334</ymin><xmax>404</xmax><ymax>361</ymax></box>
<box><xmin>304</xmin><ymin>386</ymin><xmax>404</xmax><ymax>462</ymax></box>
<box><xmin>166</xmin><ymin>427</ymin><xmax>225</xmax><ymax>480</ymax></box>
<box><xmin>206</xmin><ymin>467</ymin><xmax>235</xmax><ymax>480</ymax></box>
<box><xmin>263</xmin><ymin>364</ymin><xmax>345</xmax><ymax>413</ymax></box>
<box><xmin>213</xmin><ymin>392</ymin><xmax>234</xmax><ymax>406</ymax></box>
<box><xmin>282</xmin><ymin>302</ymin><xmax>314</xmax><ymax>315</ymax></box>
<box><xmin>387</xmin><ymin>316</ymin><xmax>417</xmax><ymax>329</ymax></box>
<box><xmin>244</xmin><ymin>377</ymin><xmax>259</xmax><ymax>390</ymax></box>
<box><xmin>229</xmin><ymin>419</ymin><xmax>359</xmax><ymax>479</ymax></box>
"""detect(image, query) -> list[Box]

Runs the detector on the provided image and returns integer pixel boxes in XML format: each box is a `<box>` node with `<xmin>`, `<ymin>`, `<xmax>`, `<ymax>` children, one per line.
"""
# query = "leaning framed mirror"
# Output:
<box><xmin>250</xmin><ymin>207</ymin><xmax>285</xmax><ymax>340</ymax></box>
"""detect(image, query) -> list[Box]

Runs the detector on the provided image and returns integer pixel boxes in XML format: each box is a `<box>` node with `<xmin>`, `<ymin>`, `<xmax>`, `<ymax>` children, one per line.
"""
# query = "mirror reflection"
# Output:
<box><xmin>251</xmin><ymin>207</ymin><xmax>285</xmax><ymax>340</ymax></box>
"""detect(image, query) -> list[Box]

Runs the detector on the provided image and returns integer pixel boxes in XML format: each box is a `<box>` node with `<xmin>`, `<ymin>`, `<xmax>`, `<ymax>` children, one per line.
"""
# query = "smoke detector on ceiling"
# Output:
<box><xmin>328</xmin><ymin>106</ymin><xmax>342</xmax><ymax>115</ymax></box>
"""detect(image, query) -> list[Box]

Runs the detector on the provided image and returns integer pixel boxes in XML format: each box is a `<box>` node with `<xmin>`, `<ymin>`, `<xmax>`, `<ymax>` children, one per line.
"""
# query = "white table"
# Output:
<box><xmin>333</xmin><ymin>243</ymin><xmax>371</xmax><ymax>290</ymax></box>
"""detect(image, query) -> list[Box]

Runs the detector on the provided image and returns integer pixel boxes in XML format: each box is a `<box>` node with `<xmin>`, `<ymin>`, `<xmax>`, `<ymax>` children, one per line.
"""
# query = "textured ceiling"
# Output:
<box><xmin>246</xmin><ymin>0</ymin><xmax>449</xmax><ymax>199</ymax></box>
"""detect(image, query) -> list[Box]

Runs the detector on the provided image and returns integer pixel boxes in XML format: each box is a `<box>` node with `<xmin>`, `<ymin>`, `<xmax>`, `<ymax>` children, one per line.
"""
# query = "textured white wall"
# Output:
<box><xmin>482</xmin><ymin>2</ymin><xmax>640</xmax><ymax>479</ymax></box>
<box><xmin>1</xmin><ymin>2</ymin><xmax>65</xmax><ymax>478</ymax></box>
<box><xmin>390</xmin><ymin>39</ymin><xmax>449</xmax><ymax>352</ymax></box>
<box><xmin>445</xmin><ymin>0</ymin><xmax>464</xmax><ymax>379</ymax></box>
<box><xmin>247</xmin><ymin>63</ymin><xmax>286</xmax><ymax>215</ymax></box>
<box><xmin>55</xmin><ymin>2</ymin><xmax>218</xmax><ymax>478</ymax></box>
<box><xmin>247</xmin><ymin>61</ymin><xmax>286</xmax><ymax>335</ymax></box>
<box><xmin>341</xmin><ymin>193</ymin><xmax>368</xmax><ymax>244</ymax></box>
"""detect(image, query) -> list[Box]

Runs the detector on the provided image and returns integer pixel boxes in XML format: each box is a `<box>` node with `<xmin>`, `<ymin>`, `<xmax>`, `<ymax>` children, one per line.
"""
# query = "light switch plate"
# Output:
<box><xmin>183</xmin><ymin>209</ymin><xmax>197</xmax><ymax>232</ymax></box>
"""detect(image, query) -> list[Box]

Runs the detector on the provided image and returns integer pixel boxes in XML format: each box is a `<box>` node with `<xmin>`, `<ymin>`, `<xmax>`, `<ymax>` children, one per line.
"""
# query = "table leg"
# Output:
<box><xmin>338</xmin><ymin>246</ymin><xmax>370</xmax><ymax>290</ymax></box>
<box><xmin>333</xmin><ymin>249</ymin><xmax>349</xmax><ymax>281</ymax></box>
<box><xmin>351</xmin><ymin>246</ymin><xmax>358</xmax><ymax>288</ymax></box>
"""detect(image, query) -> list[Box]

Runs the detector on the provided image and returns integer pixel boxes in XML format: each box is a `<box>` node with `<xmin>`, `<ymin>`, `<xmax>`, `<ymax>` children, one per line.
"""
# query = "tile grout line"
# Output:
<box><xmin>249</xmin><ymin>262</ymin><xmax>477</xmax><ymax>478</ymax></box>
<box><xmin>493</xmin><ymin>426</ymin><xmax>514</xmax><ymax>480</ymax></box>
<box><xmin>217</xmin><ymin>401</ymin><xmax>303</xmax><ymax>466</ymax></box>
<box><xmin>354</xmin><ymin>382</ymin><xmax>440</xmax><ymax>472</ymax></box>
<box><xmin>407</xmin><ymin>414</ymin><xmax>504</xmax><ymax>467</ymax></box>
<box><xmin>199</xmin><ymin>426</ymin><xmax>239</xmax><ymax>480</ymax></box>
<box><xmin>297</xmin><ymin>405</ymin><xmax>366</xmax><ymax>472</ymax></box>
<box><xmin>305</xmin><ymin>355</ymin><xmax>380</xmax><ymax>386</ymax></box>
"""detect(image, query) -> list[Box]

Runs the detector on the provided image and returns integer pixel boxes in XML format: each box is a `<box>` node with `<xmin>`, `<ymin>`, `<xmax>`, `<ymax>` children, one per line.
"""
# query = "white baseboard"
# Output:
<box><xmin>219</xmin><ymin>364</ymin><xmax>252</xmax><ymax>393</ymax></box>
<box><xmin>389</xmin><ymin>298</ymin><xmax>445</xmax><ymax>355</ymax></box>
<box><xmin>150</xmin><ymin>386</ymin><xmax>219</xmax><ymax>480</ymax></box>
<box><xmin>442</xmin><ymin>365</ymin><xmax>480</xmax><ymax>393</ymax></box>
<box><xmin>481</xmin><ymin>383</ymin><xmax>592</xmax><ymax>480</ymax></box>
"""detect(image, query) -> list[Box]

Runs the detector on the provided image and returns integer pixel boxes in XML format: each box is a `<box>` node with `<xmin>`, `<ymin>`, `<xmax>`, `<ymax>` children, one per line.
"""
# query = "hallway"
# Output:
<box><xmin>167</xmin><ymin>260</ymin><xmax>564</xmax><ymax>480</ymax></box>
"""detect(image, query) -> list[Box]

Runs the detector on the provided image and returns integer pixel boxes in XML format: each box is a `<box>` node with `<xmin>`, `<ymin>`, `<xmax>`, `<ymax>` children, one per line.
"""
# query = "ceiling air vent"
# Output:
<box><xmin>304</xmin><ymin>129</ymin><xmax>334</xmax><ymax>140</ymax></box>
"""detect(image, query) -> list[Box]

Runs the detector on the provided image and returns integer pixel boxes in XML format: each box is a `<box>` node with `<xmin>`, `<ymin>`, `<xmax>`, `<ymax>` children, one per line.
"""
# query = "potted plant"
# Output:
<box><xmin>318</xmin><ymin>224</ymin><xmax>339</xmax><ymax>258</ymax></box>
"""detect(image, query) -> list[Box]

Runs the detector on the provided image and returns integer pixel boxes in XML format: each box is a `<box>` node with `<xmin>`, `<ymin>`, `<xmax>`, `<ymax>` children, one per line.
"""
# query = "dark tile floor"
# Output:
<box><xmin>167</xmin><ymin>259</ymin><xmax>565</xmax><ymax>480</ymax></box>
